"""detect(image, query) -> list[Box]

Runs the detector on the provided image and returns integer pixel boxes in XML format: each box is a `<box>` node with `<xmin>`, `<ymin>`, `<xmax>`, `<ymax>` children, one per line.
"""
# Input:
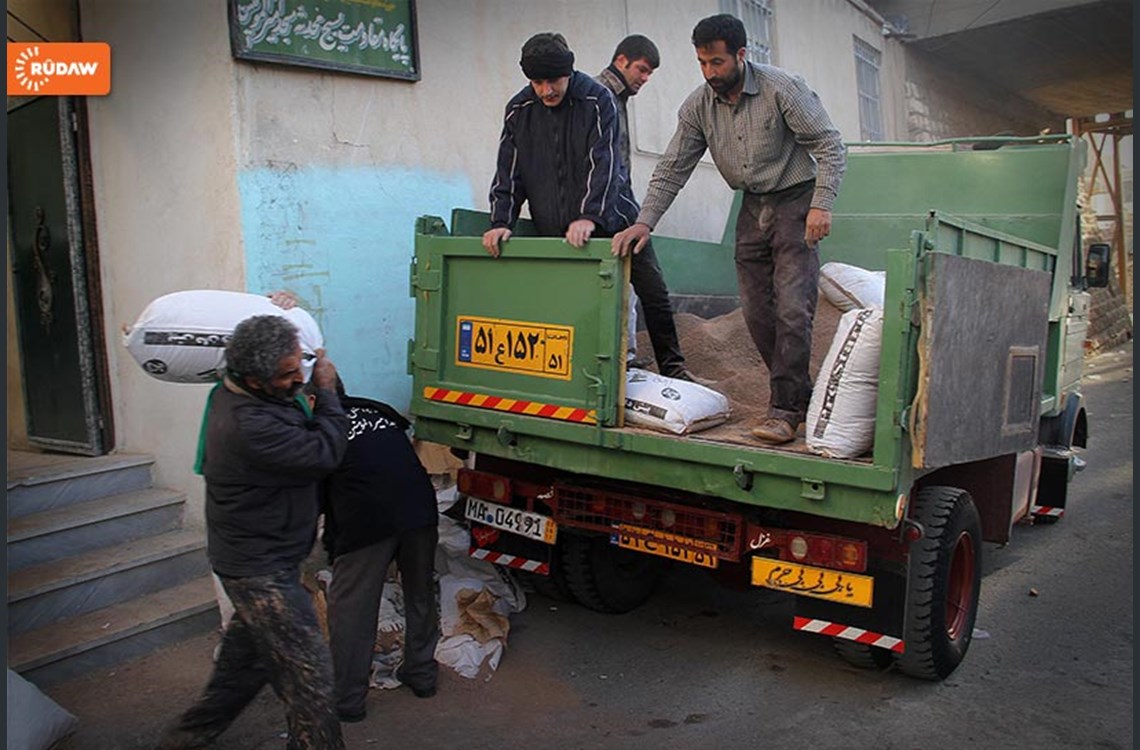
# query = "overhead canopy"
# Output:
<box><xmin>867</xmin><ymin>0</ymin><xmax>1133</xmax><ymax>121</ymax></box>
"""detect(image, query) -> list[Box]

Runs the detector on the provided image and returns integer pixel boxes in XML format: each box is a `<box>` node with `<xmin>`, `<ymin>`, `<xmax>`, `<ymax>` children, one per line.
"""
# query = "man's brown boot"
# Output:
<box><xmin>750</xmin><ymin>417</ymin><xmax>796</xmax><ymax>445</ymax></box>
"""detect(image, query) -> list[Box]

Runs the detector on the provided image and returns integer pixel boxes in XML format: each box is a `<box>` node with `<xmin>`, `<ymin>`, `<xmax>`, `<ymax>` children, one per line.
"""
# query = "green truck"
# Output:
<box><xmin>407</xmin><ymin>136</ymin><xmax>1109</xmax><ymax>680</ymax></box>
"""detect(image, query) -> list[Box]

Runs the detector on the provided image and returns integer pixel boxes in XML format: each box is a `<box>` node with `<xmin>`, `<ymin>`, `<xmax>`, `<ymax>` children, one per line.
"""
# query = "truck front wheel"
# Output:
<box><xmin>561</xmin><ymin>533</ymin><xmax>662</xmax><ymax>614</ymax></box>
<box><xmin>898</xmin><ymin>486</ymin><xmax>982</xmax><ymax>680</ymax></box>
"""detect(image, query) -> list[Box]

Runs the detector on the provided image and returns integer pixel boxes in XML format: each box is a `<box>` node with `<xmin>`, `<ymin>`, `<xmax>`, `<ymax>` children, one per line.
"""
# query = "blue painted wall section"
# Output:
<box><xmin>238</xmin><ymin>165</ymin><xmax>474</xmax><ymax>410</ymax></box>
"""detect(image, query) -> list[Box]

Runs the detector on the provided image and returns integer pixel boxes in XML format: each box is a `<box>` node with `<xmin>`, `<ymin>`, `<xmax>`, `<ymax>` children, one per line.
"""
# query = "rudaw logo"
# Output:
<box><xmin>7</xmin><ymin>42</ymin><xmax>111</xmax><ymax>95</ymax></box>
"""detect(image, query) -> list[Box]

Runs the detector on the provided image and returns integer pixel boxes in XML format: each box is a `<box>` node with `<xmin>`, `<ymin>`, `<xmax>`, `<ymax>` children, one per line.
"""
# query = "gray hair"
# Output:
<box><xmin>225</xmin><ymin>315</ymin><xmax>299</xmax><ymax>383</ymax></box>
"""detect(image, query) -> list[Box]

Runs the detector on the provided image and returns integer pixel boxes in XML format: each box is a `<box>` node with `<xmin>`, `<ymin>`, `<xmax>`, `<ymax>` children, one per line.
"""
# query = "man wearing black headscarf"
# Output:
<box><xmin>482</xmin><ymin>32</ymin><xmax>694</xmax><ymax>382</ymax></box>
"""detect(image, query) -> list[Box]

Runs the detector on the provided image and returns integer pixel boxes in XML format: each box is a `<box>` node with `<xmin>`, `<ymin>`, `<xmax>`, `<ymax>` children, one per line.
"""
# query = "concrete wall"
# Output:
<box><xmin>773</xmin><ymin>0</ymin><xmax>908</xmax><ymax>143</ymax></box>
<box><xmin>81</xmin><ymin>0</ymin><xmax>244</xmax><ymax>527</ymax></box>
<box><xmin>903</xmin><ymin>49</ymin><xmax>1066</xmax><ymax>139</ymax></box>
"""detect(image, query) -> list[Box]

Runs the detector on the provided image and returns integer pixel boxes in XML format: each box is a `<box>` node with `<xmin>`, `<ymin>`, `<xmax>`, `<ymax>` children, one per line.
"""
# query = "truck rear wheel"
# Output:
<box><xmin>522</xmin><ymin>547</ymin><xmax>575</xmax><ymax>602</ymax></box>
<box><xmin>561</xmin><ymin>533</ymin><xmax>662</xmax><ymax>614</ymax></box>
<box><xmin>898</xmin><ymin>486</ymin><xmax>982</xmax><ymax>680</ymax></box>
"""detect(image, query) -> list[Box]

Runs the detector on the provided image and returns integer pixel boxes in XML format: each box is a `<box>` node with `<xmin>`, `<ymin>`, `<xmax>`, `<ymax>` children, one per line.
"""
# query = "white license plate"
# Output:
<box><xmin>465</xmin><ymin>497</ymin><xmax>557</xmax><ymax>544</ymax></box>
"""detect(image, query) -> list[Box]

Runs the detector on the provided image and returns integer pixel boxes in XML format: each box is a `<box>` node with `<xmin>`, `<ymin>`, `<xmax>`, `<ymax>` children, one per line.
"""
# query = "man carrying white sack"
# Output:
<box><xmin>157</xmin><ymin>315</ymin><xmax>348</xmax><ymax>750</ymax></box>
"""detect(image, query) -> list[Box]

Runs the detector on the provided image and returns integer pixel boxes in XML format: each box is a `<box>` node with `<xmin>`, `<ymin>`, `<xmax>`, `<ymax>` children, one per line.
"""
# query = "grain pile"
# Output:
<box><xmin>635</xmin><ymin>293</ymin><xmax>843</xmax><ymax>442</ymax></box>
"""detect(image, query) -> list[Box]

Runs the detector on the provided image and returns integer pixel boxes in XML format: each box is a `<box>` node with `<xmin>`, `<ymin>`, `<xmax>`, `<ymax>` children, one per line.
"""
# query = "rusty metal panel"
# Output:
<box><xmin>912</xmin><ymin>253</ymin><xmax>1051</xmax><ymax>469</ymax></box>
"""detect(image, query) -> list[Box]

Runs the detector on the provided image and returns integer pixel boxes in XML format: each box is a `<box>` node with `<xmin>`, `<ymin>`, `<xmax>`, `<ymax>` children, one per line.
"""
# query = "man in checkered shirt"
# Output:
<box><xmin>612</xmin><ymin>13</ymin><xmax>846</xmax><ymax>446</ymax></box>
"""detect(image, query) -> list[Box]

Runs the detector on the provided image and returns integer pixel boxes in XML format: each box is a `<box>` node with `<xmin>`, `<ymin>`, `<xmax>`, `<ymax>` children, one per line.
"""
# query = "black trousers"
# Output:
<box><xmin>328</xmin><ymin>525</ymin><xmax>440</xmax><ymax>715</ymax></box>
<box><xmin>157</xmin><ymin>567</ymin><xmax>344</xmax><ymax>750</ymax></box>
<box><xmin>630</xmin><ymin>239</ymin><xmax>686</xmax><ymax>377</ymax></box>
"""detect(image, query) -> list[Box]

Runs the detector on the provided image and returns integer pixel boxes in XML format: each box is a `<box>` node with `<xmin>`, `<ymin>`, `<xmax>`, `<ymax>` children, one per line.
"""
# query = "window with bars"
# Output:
<box><xmin>718</xmin><ymin>0</ymin><xmax>772</xmax><ymax>64</ymax></box>
<box><xmin>854</xmin><ymin>36</ymin><xmax>884</xmax><ymax>142</ymax></box>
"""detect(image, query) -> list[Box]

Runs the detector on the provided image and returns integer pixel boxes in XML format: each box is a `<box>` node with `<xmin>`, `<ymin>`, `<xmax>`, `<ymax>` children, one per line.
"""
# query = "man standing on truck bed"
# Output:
<box><xmin>596</xmin><ymin>34</ymin><xmax>661</xmax><ymax>371</ymax></box>
<box><xmin>612</xmin><ymin>14</ymin><xmax>847</xmax><ymax>444</ymax></box>
<box><xmin>483</xmin><ymin>31</ymin><xmax>697</xmax><ymax>383</ymax></box>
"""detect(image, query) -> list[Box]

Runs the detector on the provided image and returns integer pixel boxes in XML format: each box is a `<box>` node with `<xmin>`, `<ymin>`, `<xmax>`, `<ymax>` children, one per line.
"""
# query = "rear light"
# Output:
<box><xmin>458</xmin><ymin>468</ymin><xmax>513</xmax><ymax>505</ymax></box>
<box><xmin>837</xmin><ymin>542</ymin><xmax>863</xmax><ymax>568</ymax></box>
<box><xmin>790</xmin><ymin>535</ymin><xmax>809</xmax><ymax>560</ymax></box>
<box><xmin>747</xmin><ymin>524</ymin><xmax>868</xmax><ymax>573</ymax></box>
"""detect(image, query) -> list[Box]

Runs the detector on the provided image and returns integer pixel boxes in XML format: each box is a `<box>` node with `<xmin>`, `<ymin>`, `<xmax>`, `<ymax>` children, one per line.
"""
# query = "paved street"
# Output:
<box><xmin>46</xmin><ymin>343</ymin><xmax>1132</xmax><ymax>750</ymax></box>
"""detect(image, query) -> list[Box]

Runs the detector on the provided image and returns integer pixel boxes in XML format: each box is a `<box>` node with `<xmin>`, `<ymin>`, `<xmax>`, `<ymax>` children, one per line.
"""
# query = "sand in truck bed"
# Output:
<box><xmin>631</xmin><ymin>294</ymin><xmax>861</xmax><ymax>457</ymax></box>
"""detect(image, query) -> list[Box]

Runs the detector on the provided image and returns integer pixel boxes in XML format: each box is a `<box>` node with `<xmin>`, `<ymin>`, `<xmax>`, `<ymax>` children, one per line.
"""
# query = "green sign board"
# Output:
<box><xmin>228</xmin><ymin>0</ymin><xmax>419</xmax><ymax>81</ymax></box>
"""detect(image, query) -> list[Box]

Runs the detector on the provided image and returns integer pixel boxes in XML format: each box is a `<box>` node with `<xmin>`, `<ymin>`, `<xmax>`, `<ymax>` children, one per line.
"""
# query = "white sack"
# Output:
<box><xmin>805</xmin><ymin>308</ymin><xmax>883</xmax><ymax>459</ymax></box>
<box><xmin>819</xmin><ymin>262</ymin><xmax>886</xmax><ymax>312</ymax></box>
<box><xmin>7</xmin><ymin>669</ymin><xmax>78</xmax><ymax>750</ymax></box>
<box><xmin>624</xmin><ymin>369</ymin><xmax>731</xmax><ymax>435</ymax></box>
<box><xmin>122</xmin><ymin>290</ymin><xmax>323</xmax><ymax>383</ymax></box>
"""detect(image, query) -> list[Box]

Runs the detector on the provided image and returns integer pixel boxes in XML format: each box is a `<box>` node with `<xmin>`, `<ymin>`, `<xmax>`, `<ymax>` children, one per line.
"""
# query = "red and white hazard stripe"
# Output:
<box><xmin>1031</xmin><ymin>505</ymin><xmax>1065</xmax><ymax>518</ymax></box>
<box><xmin>469</xmin><ymin>548</ymin><xmax>550</xmax><ymax>575</ymax></box>
<box><xmin>793</xmin><ymin>616</ymin><xmax>905</xmax><ymax>653</ymax></box>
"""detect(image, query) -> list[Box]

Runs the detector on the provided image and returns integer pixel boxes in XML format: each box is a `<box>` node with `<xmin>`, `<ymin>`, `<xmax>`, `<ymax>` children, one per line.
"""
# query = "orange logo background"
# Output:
<box><xmin>7</xmin><ymin>42</ymin><xmax>111</xmax><ymax>96</ymax></box>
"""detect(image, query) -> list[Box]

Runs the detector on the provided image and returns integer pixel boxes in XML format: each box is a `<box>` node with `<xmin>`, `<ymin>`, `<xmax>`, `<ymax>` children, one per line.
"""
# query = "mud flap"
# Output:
<box><xmin>790</xmin><ymin>560</ymin><xmax>908</xmax><ymax>652</ymax></box>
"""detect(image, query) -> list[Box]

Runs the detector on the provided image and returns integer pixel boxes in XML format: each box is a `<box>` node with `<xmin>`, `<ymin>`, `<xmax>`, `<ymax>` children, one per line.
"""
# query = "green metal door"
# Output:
<box><xmin>8</xmin><ymin>96</ymin><xmax>109</xmax><ymax>455</ymax></box>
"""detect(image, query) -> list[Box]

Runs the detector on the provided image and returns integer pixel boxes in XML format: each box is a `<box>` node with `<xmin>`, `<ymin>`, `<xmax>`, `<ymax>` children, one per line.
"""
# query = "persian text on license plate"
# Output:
<box><xmin>751</xmin><ymin>557</ymin><xmax>874</xmax><ymax>608</ymax></box>
<box><xmin>456</xmin><ymin>316</ymin><xmax>573</xmax><ymax>380</ymax></box>
<box><xmin>612</xmin><ymin>525</ymin><xmax>719</xmax><ymax>569</ymax></box>
<box><xmin>465</xmin><ymin>497</ymin><xmax>557</xmax><ymax>544</ymax></box>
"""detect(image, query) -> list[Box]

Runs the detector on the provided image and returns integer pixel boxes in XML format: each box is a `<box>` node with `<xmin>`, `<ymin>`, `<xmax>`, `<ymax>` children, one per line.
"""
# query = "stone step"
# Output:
<box><xmin>7</xmin><ymin>452</ymin><xmax>156</xmax><ymax>518</ymax></box>
<box><xmin>9</xmin><ymin>576</ymin><xmax>219</xmax><ymax>687</ymax></box>
<box><xmin>7</xmin><ymin>530</ymin><xmax>209</xmax><ymax>636</ymax></box>
<box><xmin>7</xmin><ymin>488</ymin><xmax>187</xmax><ymax>571</ymax></box>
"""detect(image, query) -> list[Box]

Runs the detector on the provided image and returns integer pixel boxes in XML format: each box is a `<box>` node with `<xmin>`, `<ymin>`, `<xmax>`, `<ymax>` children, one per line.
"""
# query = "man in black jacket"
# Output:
<box><xmin>321</xmin><ymin>388</ymin><xmax>440</xmax><ymax>722</ymax></box>
<box><xmin>482</xmin><ymin>32</ymin><xmax>694</xmax><ymax>382</ymax></box>
<box><xmin>158</xmin><ymin>315</ymin><xmax>348</xmax><ymax>750</ymax></box>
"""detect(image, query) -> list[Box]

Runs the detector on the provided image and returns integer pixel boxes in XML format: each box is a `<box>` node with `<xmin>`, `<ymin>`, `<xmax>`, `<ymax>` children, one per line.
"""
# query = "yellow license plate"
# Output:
<box><xmin>456</xmin><ymin>316</ymin><xmax>573</xmax><ymax>380</ymax></box>
<box><xmin>613</xmin><ymin>525</ymin><xmax>719</xmax><ymax>569</ymax></box>
<box><xmin>751</xmin><ymin>557</ymin><xmax>874</xmax><ymax>608</ymax></box>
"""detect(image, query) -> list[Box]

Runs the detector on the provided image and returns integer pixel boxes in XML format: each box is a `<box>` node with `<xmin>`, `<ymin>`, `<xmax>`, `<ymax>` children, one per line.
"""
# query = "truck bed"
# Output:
<box><xmin>626</xmin><ymin>295</ymin><xmax>869</xmax><ymax>459</ymax></box>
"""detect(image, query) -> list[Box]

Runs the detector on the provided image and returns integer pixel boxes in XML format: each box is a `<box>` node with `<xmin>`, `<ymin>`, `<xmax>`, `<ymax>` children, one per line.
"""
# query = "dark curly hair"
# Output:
<box><xmin>225</xmin><ymin>315</ymin><xmax>299</xmax><ymax>383</ymax></box>
<box><xmin>692</xmin><ymin>14</ymin><xmax>747</xmax><ymax>54</ymax></box>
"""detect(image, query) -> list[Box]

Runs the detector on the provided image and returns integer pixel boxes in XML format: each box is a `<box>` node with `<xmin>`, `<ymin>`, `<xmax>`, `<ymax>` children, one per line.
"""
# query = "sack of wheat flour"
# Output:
<box><xmin>819</xmin><ymin>261</ymin><xmax>886</xmax><ymax>312</ymax></box>
<box><xmin>624</xmin><ymin>369</ymin><xmax>731</xmax><ymax>435</ymax></box>
<box><xmin>122</xmin><ymin>290</ymin><xmax>323</xmax><ymax>384</ymax></box>
<box><xmin>805</xmin><ymin>308</ymin><xmax>883</xmax><ymax>458</ymax></box>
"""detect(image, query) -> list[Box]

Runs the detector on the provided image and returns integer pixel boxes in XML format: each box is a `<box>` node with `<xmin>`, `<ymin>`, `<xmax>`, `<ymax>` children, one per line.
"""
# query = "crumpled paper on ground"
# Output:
<box><xmin>454</xmin><ymin>587</ymin><xmax>510</xmax><ymax>642</ymax></box>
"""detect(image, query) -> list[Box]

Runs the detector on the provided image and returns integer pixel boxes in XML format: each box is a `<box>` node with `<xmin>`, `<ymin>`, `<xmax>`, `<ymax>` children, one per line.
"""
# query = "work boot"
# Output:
<box><xmin>667</xmin><ymin>368</ymin><xmax>715</xmax><ymax>387</ymax></box>
<box><xmin>751</xmin><ymin>417</ymin><xmax>797</xmax><ymax>445</ymax></box>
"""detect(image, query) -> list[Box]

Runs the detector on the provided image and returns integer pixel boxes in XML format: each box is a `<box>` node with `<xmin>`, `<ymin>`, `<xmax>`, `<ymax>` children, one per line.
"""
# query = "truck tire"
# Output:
<box><xmin>522</xmin><ymin>547</ymin><xmax>575</xmax><ymax>603</ymax></box>
<box><xmin>898</xmin><ymin>486</ymin><xmax>982</xmax><ymax>680</ymax></box>
<box><xmin>832</xmin><ymin>639</ymin><xmax>896</xmax><ymax>670</ymax></box>
<box><xmin>561</xmin><ymin>533</ymin><xmax>662</xmax><ymax>614</ymax></box>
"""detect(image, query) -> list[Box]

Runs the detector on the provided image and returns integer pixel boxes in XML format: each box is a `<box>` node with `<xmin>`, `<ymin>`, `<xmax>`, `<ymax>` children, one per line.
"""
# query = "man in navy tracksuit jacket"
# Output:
<box><xmin>482</xmin><ymin>32</ymin><xmax>691</xmax><ymax>381</ymax></box>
